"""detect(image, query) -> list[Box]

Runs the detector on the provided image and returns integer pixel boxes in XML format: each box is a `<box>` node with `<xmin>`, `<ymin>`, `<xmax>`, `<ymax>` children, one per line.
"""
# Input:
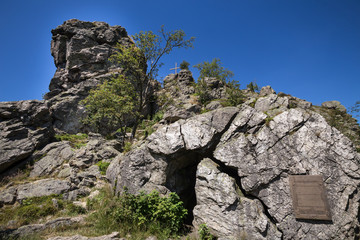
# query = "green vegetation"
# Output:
<box><xmin>198</xmin><ymin>223</ymin><xmax>215</xmax><ymax>240</ymax></box>
<box><xmin>194</xmin><ymin>58</ymin><xmax>233</xmax><ymax>84</ymax></box>
<box><xmin>81</xmin><ymin>74</ymin><xmax>137</xmax><ymax>137</ymax></box>
<box><xmin>55</xmin><ymin>133</ymin><xmax>88</xmax><ymax>149</ymax></box>
<box><xmin>87</xmin><ymin>187</ymin><xmax>188</xmax><ymax>239</ymax></box>
<box><xmin>0</xmin><ymin>195</ymin><xmax>86</xmax><ymax>228</ymax></box>
<box><xmin>350</xmin><ymin>101</ymin><xmax>360</xmax><ymax>118</ymax></box>
<box><xmin>123</xmin><ymin>141</ymin><xmax>132</xmax><ymax>153</ymax></box>
<box><xmin>194</xmin><ymin>58</ymin><xmax>244</xmax><ymax>106</ymax></box>
<box><xmin>180</xmin><ymin>60</ymin><xmax>190</xmax><ymax>70</ymax></box>
<box><xmin>246</xmin><ymin>81</ymin><xmax>259</xmax><ymax>93</ymax></box>
<box><xmin>225</xmin><ymin>79</ymin><xmax>244</xmax><ymax>106</ymax></box>
<box><xmin>96</xmin><ymin>161</ymin><xmax>111</xmax><ymax>175</ymax></box>
<box><xmin>82</xmin><ymin>27</ymin><xmax>194</xmax><ymax>140</ymax></box>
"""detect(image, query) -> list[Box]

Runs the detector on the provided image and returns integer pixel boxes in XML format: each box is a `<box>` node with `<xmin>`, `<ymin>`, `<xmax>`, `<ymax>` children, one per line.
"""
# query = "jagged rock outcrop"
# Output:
<box><xmin>44</xmin><ymin>19</ymin><xmax>134</xmax><ymax>133</ymax></box>
<box><xmin>193</xmin><ymin>158</ymin><xmax>282</xmax><ymax>239</ymax></box>
<box><xmin>0</xmin><ymin>134</ymin><xmax>119</xmax><ymax>207</ymax></box>
<box><xmin>162</xmin><ymin>69</ymin><xmax>201</xmax><ymax>122</ymax></box>
<box><xmin>0</xmin><ymin>100</ymin><xmax>53</xmax><ymax>173</ymax></box>
<box><xmin>107</xmin><ymin>97</ymin><xmax>360</xmax><ymax>239</ymax></box>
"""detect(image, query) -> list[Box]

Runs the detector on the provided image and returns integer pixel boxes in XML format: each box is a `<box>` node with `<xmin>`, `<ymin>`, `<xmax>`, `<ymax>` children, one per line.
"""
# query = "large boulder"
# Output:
<box><xmin>193</xmin><ymin>158</ymin><xmax>282</xmax><ymax>239</ymax></box>
<box><xmin>107</xmin><ymin>103</ymin><xmax>360</xmax><ymax>239</ymax></box>
<box><xmin>0</xmin><ymin>100</ymin><xmax>53</xmax><ymax>173</ymax></box>
<box><xmin>44</xmin><ymin>19</ymin><xmax>134</xmax><ymax>133</ymax></box>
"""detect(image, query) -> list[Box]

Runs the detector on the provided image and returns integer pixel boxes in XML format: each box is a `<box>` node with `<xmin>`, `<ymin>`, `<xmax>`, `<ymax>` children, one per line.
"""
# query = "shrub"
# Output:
<box><xmin>88</xmin><ymin>188</ymin><xmax>188</xmax><ymax>238</ymax></box>
<box><xmin>96</xmin><ymin>161</ymin><xmax>111</xmax><ymax>175</ymax></box>
<box><xmin>198</xmin><ymin>223</ymin><xmax>215</xmax><ymax>240</ymax></box>
<box><xmin>55</xmin><ymin>133</ymin><xmax>88</xmax><ymax>149</ymax></box>
<box><xmin>180</xmin><ymin>60</ymin><xmax>190</xmax><ymax>70</ymax></box>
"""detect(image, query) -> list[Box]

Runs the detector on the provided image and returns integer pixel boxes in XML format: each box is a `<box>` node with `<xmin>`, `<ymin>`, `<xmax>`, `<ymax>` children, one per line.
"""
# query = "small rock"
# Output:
<box><xmin>259</xmin><ymin>85</ymin><xmax>275</xmax><ymax>96</ymax></box>
<box><xmin>321</xmin><ymin>100</ymin><xmax>347</xmax><ymax>113</ymax></box>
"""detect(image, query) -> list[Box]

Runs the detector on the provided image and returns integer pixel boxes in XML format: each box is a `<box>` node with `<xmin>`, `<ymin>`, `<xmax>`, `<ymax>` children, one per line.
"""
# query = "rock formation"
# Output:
<box><xmin>44</xmin><ymin>19</ymin><xmax>134</xmax><ymax>133</ymax></box>
<box><xmin>0</xmin><ymin>100</ymin><xmax>53</xmax><ymax>173</ymax></box>
<box><xmin>1</xmin><ymin>19</ymin><xmax>360</xmax><ymax>240</ymax></box>
<box><xmin>107</xmin><ymin>97</ymin><xmax>360</xmax><ymax>239</ymax></box>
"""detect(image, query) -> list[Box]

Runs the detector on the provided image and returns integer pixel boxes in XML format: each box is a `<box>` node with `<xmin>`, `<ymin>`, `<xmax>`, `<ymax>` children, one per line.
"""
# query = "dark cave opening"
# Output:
<box><xmin>164</xmin><ymin>151</ymin><xmax>201</xmax><ymax>225</ymax></box>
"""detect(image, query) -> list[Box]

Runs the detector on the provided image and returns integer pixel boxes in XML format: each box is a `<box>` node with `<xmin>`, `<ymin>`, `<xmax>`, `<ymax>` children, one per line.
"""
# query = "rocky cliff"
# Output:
<box><xmin>44</xmin><ymin>19</ymin><xmax>133</xmax><ymax>133</ymax></box>
<box><xmin>0</xmin><ymin>20</ymin><xmax>360</xmax><ymax>240</ymax></box>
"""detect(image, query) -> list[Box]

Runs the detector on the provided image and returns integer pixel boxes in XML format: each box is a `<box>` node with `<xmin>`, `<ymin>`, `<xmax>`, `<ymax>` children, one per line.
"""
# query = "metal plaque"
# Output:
<box><xmin>289</xmin><ymin>175</ymin><xmax>332</xmax><ymax>221</ymax></box>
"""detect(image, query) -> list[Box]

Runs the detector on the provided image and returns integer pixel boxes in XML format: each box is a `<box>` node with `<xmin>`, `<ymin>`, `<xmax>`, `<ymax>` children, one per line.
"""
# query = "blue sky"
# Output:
<box><xmin>0</xmin><ymin>0</ymin><xmax>359</xmax><ymax>117</ymax></box>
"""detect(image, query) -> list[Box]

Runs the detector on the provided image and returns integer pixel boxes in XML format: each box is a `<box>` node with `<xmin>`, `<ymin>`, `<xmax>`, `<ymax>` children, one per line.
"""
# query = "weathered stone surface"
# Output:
<box><xmin>254</xmin><ymin>94</ymin><xmax>288</xmax><ymax>116</ymax></box>
<box><xmin>0</xmin><ymin>100</ymin><xmax>53</xmax><ymax>173</ymax></box>
<box><xmin>193</xmin><ymin>158</ymin><xmax>282</xmax><ymax>239</ymax></box>
<box><xmin>259</xmin><ymin>85</ymin><xmax>276</xmax><ymax>96</ymax></box>
<box><xmin>0</xmin><ymin>186</ymin><xmax>17</xmax><ymax>205</ymax></box>
<box><xmin>17</xmin><ymin>179</ymin><xmax>71</xmax><ymax>200</ymax></box>
<box><xmin>322</xmin><ymin>100</ymin><xmax>347</xmax><ymax>113</ymax></box>
<box><xmin>30</xmin><ymin>142</ymin><xmax>73</xmax><ymax>177</ymax></box>
<box><xmin>148</xmin><ymin>107</ymin><xmax>239</xmax><ymax>155</ymax></box>
<box><xmin>44</xmin><ymin>19</ymin><xmax>134</xmax><ymax>133</ymax></box>
<box><xmin>205</xmin><ymin>100</ymin><xmax>222</xmax><ymax>111</ymax></box>
<box><xmin>48</xmin><ymin>232</ymin><xmax>122</xmax><ymax>240</ymax></box>
<box><xmin>214</xmin><ymin>107</ymin><xmax>360</xmax><ymax>239</ymax></box>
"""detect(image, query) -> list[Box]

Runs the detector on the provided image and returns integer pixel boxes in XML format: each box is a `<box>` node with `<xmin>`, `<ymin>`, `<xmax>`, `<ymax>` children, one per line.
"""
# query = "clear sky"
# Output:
<box><xmin>0</xmin><ymin>0</ymin><xmax>359</xmax><ymax>118</ymax></box>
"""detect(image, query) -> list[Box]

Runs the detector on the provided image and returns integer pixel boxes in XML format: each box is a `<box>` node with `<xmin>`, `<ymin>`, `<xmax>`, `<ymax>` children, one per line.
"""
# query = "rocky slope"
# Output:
<box><xmin>1</xmin><ymin>19</ymin><xmax>360</xmax><ymax>240</ymax></box>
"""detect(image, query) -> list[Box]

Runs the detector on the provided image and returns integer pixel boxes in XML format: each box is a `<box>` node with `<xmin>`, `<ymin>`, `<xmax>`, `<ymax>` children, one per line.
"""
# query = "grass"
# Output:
<box><xmin>55</xmin><ymin>133</ymin><xmax>88</xmax><ymax>149</ymax></box>
<box><xmin>96</xmin><ymin>161</ymin><xmax>111</xmax><ymax>175</ymax></box>
<box><xmin>0</xmin><ymin>195</ymin><xmax>86</xmax><ymax>229</ymax></box>
<box><xmin>85</xmin><ymin>186</ymin><xmax>188</xmax><ymax>239</ymax></box>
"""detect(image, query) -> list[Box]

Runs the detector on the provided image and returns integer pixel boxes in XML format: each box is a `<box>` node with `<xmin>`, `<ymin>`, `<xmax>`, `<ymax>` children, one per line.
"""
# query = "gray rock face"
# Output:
<box><xmin>322</xmin><ymin>100</ymin><xmax>347</xmax><ymax>113</ymax></box>
<box><xmin>44</xmin><ymin>19</ymin><xmax>134</xmax><ymax>133</ymax></box>
<box><xmin>0</xmin><ymin>100</ymin><xmax>53</xmax><ymax>173</ymax></box>
<box><xmin>48</xmin><ymin>232</ymin><xmax>122</xmax><ymax>240</ymax></box>
<box><xmin>16</xmin><ymin>179</ymin><xmax>71</xmax><ymax>200</ymax></box>
<box><xmin>162</xmin><ymin>70</ymin><xmax>201</xmax><ymax>122</ymax></box>
<box><xmin>30</xmin><ymin>142</ymin><xmax>73</xmax><ymax>177</ymax></box>
<box><xmin>108</xmin><ymin>102</ymin><xmax>360</xmax><ymax>239</ymax></box>
<box><xmin>193</xmin><ymin>158</ymin><xmax>282</xmax><ymax>239</ymax></box>
<box><xmin>214</xmin><ymin>107</ymin><xmax>360</xmax><ymax>239</ymax></box>
<box><xmin>259</xmin><ymin>85</ymin><xmax>276</xmax><ymax>96</ymax></box>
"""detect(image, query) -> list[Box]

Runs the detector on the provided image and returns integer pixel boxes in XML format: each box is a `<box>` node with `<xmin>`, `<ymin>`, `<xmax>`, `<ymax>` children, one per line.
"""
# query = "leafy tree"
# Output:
<box><xmin>109</xmin><ymin>26</ymin><xmax>195</xmax><ymax>138</ymax></box>
<box><xmin>81</xmin><ymin>75</ymin><xmax>137</xmax><ymax>137</ymax></box>
<box><xmin>194</xmin><ymin>58</ymin><xmax>234</xmax><ymax>84</ymax></box>
<box><xmin>350</xmin><ymin>101</ymin><xmax>360</xmax><ymax>118</ymax></box>
<box><xmin>180</xmin><ymin>60</ymin><xmax>190</xmax><ymax>70</ymax></box>
<box><xmin>226</xmin><ymin>79</ymin><xmax>244</xmax><ymax>106</ymax></box>
<box><xmin>194</xmin><ymin>58</ymin><xmax>243</xmax><ymax>106</ymax></box>
<box><xmin>247</xmin><ymin>81</ymin><xmax>259</xmax><ymax>93</ymax></box>
<box><xmin>83</xmin><ymin>26</ymin><xmax>194</xmax><ymax>139</ymax></box>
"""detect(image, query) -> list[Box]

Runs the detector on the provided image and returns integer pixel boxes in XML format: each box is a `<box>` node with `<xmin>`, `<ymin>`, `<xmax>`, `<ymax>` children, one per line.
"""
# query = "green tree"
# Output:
<box><xmin>226</xmin><ymin>79</ymin><xmax>244</xmax><ymax>106</ymax></box>
<box><xmin>350</xmin><ymin>101</ymin><xmax>360</xmax><ymax>118</ymax></box>
<box><xmin>247</xmin><ymin>80</ymin><xmax>259</xmax><ymax>93</ymax></box>
<box><xmin>81</xmin><ymin>75</ymin><xmax>137</xmax><ymax>137</ymax></box>
<box><xmin>84</xmin><ymin>26</ymin><xmax>194</xmax><ymax>139</ymax></box>
<box><xmin>194</xmin><ymin>58</ymin><xmax>234</xmax><ymax>84</ymax></box>
<box><xmin>180</xmin><ymin>60</ymin><xmax>190</xmax><ymax>70</ymax></box>
<box><xmin>194</xmin><ymin>58</ymin><xmax>243</xmax><ymax>106</ymax></box>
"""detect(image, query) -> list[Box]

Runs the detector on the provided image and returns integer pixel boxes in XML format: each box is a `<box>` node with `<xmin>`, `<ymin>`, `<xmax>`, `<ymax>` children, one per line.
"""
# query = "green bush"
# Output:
<box><xmin>96</xmin><ymin>161</ymin><xmax>111</xmax><ymax>175</ymax></box>
<box><xmin>180</xmin><ymin>60</ymin><xmax>190</xmax><ymax>70</ymax></box>
<box><xmin>195</xmin><ymin>79</ymin><xmax>212</xmax><ymax>105</ymax></box>
<box><xmin>55</xmin><ymin>133</ymin><xmax>88</xmax><ymax>149</ymax></box>
<box><xmin>198</xmin><ymin>223</ymin><xmax>215</xmax><ymax>240</ymax></box>
<box><xmin>88</xmin><ymin>188</ymin><xmax>188</xmax><ymax>238</ymax></box>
